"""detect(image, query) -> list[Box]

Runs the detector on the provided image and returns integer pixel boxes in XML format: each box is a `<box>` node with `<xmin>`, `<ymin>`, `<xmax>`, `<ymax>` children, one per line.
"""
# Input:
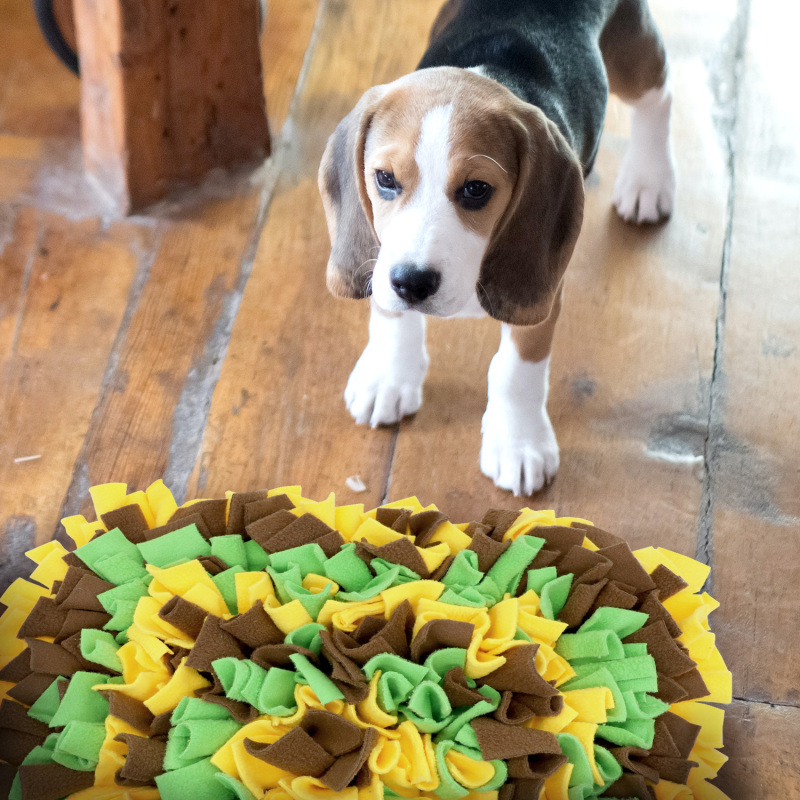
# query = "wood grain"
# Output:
<box><xmin>711</xmin><ymin>0</ymin><xmax>800</xmax><ymax>707</ymax></box>
<box><xmin>186</xmin><ymin>0</ymin><xmax>444</xmax><ymax>508</ymax></box>
<box><xmin>73</xmin><ymin>0</ymin><xmax>270</xmax><ymax>213</ymax></box>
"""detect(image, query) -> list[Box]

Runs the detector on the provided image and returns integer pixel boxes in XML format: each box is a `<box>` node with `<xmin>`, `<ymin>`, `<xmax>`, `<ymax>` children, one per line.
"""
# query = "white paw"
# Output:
<box><xmin>344</xmin><ymin>345</ymin><xmax>428</xmax><ymax>427</ymax></box>
<box><xmin>613</xmin><ymin>148</ymin><xmax>675</xmax><ymax>224</ymax></box>
<box><xmin>480</xmin><ymin>401</ymin><xmax>560</xmax><ymax>496</ymax></box>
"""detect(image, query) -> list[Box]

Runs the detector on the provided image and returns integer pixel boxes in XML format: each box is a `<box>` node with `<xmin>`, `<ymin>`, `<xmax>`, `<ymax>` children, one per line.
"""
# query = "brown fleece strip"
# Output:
<box><xmin>640</xmin><ymin>755</ymin><xmax>698</xmax><ymax>785</ymax></box>
<box><xmin>480</xmin><ymin>645</ymin><xmax>559</xmax><ymax>697</ymax></box>
<box><xmin>149</xmin><ymin>712</ymin><xmax>172</xmax><ymax>738</ymax></box>
<box><xmin>0</xmin><ymin>729</ymin><xmax>45</xmax><ymax>768</ymax></box>
<box><xmin>481</xmin><ymin>509</ymin><xmax>521</xmax><ymax>542</ymax></box>
<box><xmin>184</xmin><ymin>615</ymin><xmax>245</xmax><ymax>672</ymax></box>
<box><xmin>320</xmin><ymin>726</ymin><xmax>378</xmax><ymax>792</ymax></box>
<box><xmin>0</xmin><ymin>648</ymin><xmax>31</xmax><ymax>683</ymax></box>
<box><xmin>410</xmin><ymin>619</ymin><xmax>474</xmax><ymax>663</ymax></box>
<box><xmin>501</xmin><ymin>779</ymin><xmax>545</xmax><ymax>800</ymax></box>
<box><xmin>226</xmin><ymin>490</ymin><xmax>269</xmax><ymax>536</ymax></box>
<box><xmin>357</xmin><ymin>538</ymin><xmax>429</xmax><ymax>579</ymax></box>
<box><xmin>637</xmin><ymin>592</ymin><xmax>682</xmax><ymax>639</ymax></box>
<box><xmin>246</xmin><ymin>726</ymin><xmax>335</xmax><ymax>778</ymax></box>
<box><xmin>115</xmin><ymin>734</ymin><xmax>166</xmax><ymax>785</ymax></box>
<box><xmin>0</xmin><ymin>762</ymin><xmax>15</xmax><ymax>800</ymax></box>
<box><xmin>332</xmin><ymin>629</ymin><xmax>394</xmax><ymax>667</ymax></box>
<box><xmin>650</xmin><ymin>563</ymin><xmax>689</xmax><ymax>600</ymax></box>
<box><xmin>610</xmin><ymin>747</ymin><xmax>660</xmax><ymax>783</ymax></box>
<box><xmin>251</xmin><ymin>644</ymin><xmax>318</xmax><ymax>669</ymax></box>
<box><xmin>659</xmin><ymin>712</ymin><xmax>701</xmax><ymax>759</ymax></box>
<box><xmin>101</xmin><ymin>504</ymin><xmax>149</xmax><ymax>544</ymax></box>
<box><xmin>7</xmin><ymin>673</ymin><xmax>59</xmax><ymax>707</ymax></box>
<box><xmin>50</xmin><ymin>581</ymin><xmax>62</xmax><ymax>596</ymax></box>
<box><xmin>170</xmin><ymin>499</ymin><xmax>228</xmax><ymax>538</ymax></box>
<box><xmin>430</xmin><ymin>556</ymin><xmax>454</xmax><ymax>582</ymax></box>
<box><xmin>203</xmin><ymin>694</ymin><xmax>261</xmax><ymax>724</ymax></box>
<box><xmin>590</xmin><ymin>581</ymin><xmax>638</xmax><ymax>613</ymax></box>
<box><xmin>350</xmin><ymin>601</ymin><xmax>413</xmax><ymax>659</ymax></box>
<box><xmin>301</xmin><ymin>709</ymin><xmax>363</xmax><ymax>757</ymax></box>
<box><xmin>243</xmin><ymin>495</ymin><xmax>295</xmax><ymax>527</ymax></box>
<box><xmin>473</xmin><ymin>718</ymin><xmax>562</xmax><ymax>761</ymax></box>
<box><xmin>602</xmin><ymin>773</ymin><xmax>657</xmax><ymax>800</ymax></box>
<box><xmin>245</xmin><ymin>510</ymin><xmax>297</xmax><ymax>549</ymax></box>
<box><xmin>624</xmin><ymin>621</ymin><xmax>697</xmax><ymax>678</ymax></box>
<box><xmin>25</xmin><ymin>638</ymin><xmax>82</xmax><ymax>676</ymax></box>
<box><xmin>528</xmin><ymin>548</ymin><xmax>561</xmax><ymax>570</ymax></box>
<box><xmin>375</xmin><ymin>508</ymin><xmax>408</xmax><ymax>531</ymax></box>
<box><xmin>558</xmin><ymin>579</ymin><xmax>609</xmax><ymax>628</ymax></box>
<box><xmin>464</xmin><ymin>522</ymin><xmax>492</xmax><ymax>539</ymax></box>
<box><xmin>468</xmin><ymin>531</ymin><xmax>511</xmax><ymax>573</ymax></box>
<box><xmin>596</xmin><ymin>543</ymin><xmax>656</xmax><ymax>594</ymax></box>
<box><xmin>105</xmin><ymin>692</ymin><xmax>155</xmax><ymax>732</ymax></box>
<box><xmin>61</xmin><ymin>552</ymin><xmax>90</xmax><ymax>569</ymax></box>
<box><xmin>409</xmin><ymin>510</ymin><xmax>449</xmax><ymax>548</ymax></box>
<box><xmin>0</xmin><ymin>699</ymin><xmax>50</xmax><ymax>736</ymax></box>
<box><xmin>144</xmin><ymin>513</ymin><xmax>211</xmax><ymax>542</ymax></box>
<box><xmin>199</xmin><ymin>555</ymin><xmax>230</xmax><ymax>576</ymax></box>
<box><xmin>442</xmin><ymin>667</ymin><xmax>485</xmax><ymax>708</ymax></box>
<box><xmin>168</xmin><ymin>647</ymin><xmax>191</xmax><ymax>673</ymax></box>
<box><xmin>55</xmin><ymin>609</ymin><xmax>112</xmax><ymax>643</ymax></box>
<box><xmin>650</xmin><ymin>718</ymin><xmax>682</xmax><ymax>758</ymax></box>
<box><xmin>317</xmin><ymin>531</ymin><xmax>347</xmax><ymax>558</ymax></box>
<box><xmin>53</xmin><ymin>564</ymin><xmax>94</xmax><ymax>602</ymax></box>
<box><xmin>159</xmin><ymin>596</ymin><xmax>210</xmax><ymax>640</ymax></box>
<box><xmin>506</xmin><ymin>753</ymin><xmax>569</xmax><ymax>781</ymax></box>
<box><xmin>661</xmin><ymin>680</ymin><xmax>689</xmax><ymax>710</ymax></box>
<box><xmin>673</xmin><ymin>668</ymin><xmax>710</xmax><ymax>701</ymax></box>
<box><xmin>59</xmin><ymin>573</ymin><xmax>115</xmax><ymax>612</ymax></box>
<box><xmin>17</xmin><ymin>597</ymin><xmax>68</xmax><ymax>639</ymax></box>
<box><xmin>557</xmin><ymin>547</ymin><xmax>613</xmax><ymax>586</ymax></box>
<box><xmin>531</xmin><ymin>526</ymin><xmax>586</xmax><ymax>555</ymax></box>
<box><xmin>494</xmin><ymin>691</ymin><xmax>563</xmax><ymax>725</ymax></box>
<box><xmin>219</xmin><ymin>602</ymin><xmax>284</xmax><ymax>648</ymax></box>
<box><xmin>318</xmin><ymin>630</ymin><xmax>369</xmax><ymax>703</ymax></box>
<box><xmin>264</xmin><ymin>514</ymin><xmax>337</xmax><ymax>554</ymax></box>
<box><xmin>569</xmin><ymin>522</ymin><xmax>624</xmax><ymax>549</ymax></box>
<box><xmin>60</xmin><ymin>631</ymin><xmax>117</xmax><ymax>675</ymax></box>
<box><xmin>18</xmin><ymin>762</ymin><xmax>96</xmax><ymax>800</ymax></box>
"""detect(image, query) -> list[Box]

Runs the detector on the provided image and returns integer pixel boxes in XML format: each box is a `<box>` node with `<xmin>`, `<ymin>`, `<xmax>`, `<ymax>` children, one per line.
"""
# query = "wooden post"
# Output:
<box><xmin>72</xmin><ymin>0</ymin><xmax>271</xmax><ymax>214</ymax></box>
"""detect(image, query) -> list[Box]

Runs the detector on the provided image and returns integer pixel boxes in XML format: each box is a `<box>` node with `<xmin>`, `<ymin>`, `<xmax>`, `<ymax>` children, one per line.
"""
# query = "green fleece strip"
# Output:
<box><xmin>441</xmin><ymin>550</ymin><xmax>483</xmax><ymax>587</ymax></box>
<box><xmin>283</xmin><ymin>580</ymin><xmax>335</xmax><ymax>619</ymax></box>
<box><xmin>27</xmin><ymin>677</ymin><xmax>68</xmax><ymax>725</ymax></box>
<box><xmin>555</xmin><ymin>631</ymin><xmax>625</xmax><ymax>663</ymax></box>
<box><xmin>378</xmin><ymin>671</ymin><xmax>415</xmax><ymax>712</ymax></box>
<box><xmin>424</xmin><ymin>648</ymin><xmax>467</xmax><ymax>683</ymax></box>
<box><xmin>215</xmin><ymin>773</ymin><xmax>258</xmax><ymax>800</ymax></box>
<box><xmin>402</xmin><ymin>681</ymin><xmax>453</xmax><ymax>733</ymax></box>
<box><xmin>80</xmin><ymin>627</ymin><xmax>124</xmax><ymax>673</ymax></box>
<box><xmin>98</xmin><ymin>578</ymin><xmax>150</xmax><ymax>631</ymax></box>
<box><xmin>483</xmin><ymin>535</ymin><xmax>545</xmax><ymax>596</ymax></box>
<box><xmin>436</xmin><ymin>686</ymin><xmax>501</xmax><ymax>742</ymax></box>
<box><xmin>210</xmin><ymin>535</ymin><xmax>249</xmax><ymax>570</ymax></box>
<box><xmin>289</xmin><ymin>653</ymin><xmax>345</xmax><ymax>705</ymax></box>
<box><xmin>372</xmin><ymin>559</ymin><xmax>420</xmax><ymax>585</ymax></box>
<box><xmin>594</xmin><ymin>744</ymin><xmax>623</xmax><ymax>787</ymax></box>
<box><xmin>439</xmin><ymin>587</ymin><xmax>489</xmax><ymax>608</ymax></box>
<box><xmin>164</xmin><ymin>718</ymin><xmax>242</xmax><ymax>770</ymax></box>
<box><xmin>268</xmin><ymin>564</ymin><xmax>303</xmax><ymax>604</ymax></box>
<box><xmin>269</xmin><ymin>543</ymin><xmax>327</xmax><ymax>578</ymax></box>
<box><xmin>51</xmin><ymin>720</ymin><xmax>106</xmax><ymax>770</ymax></box>
<box><xmin>623</xmin><ymin>691</ymin><xmax>670</xmax><ymax>720</ymax></box>
<box><xmin>323</xmin><ymin>543</ymin><xmax>373</xmax><ymax>592</ymax></box>
<box><xmin>538</xmin><ymin>572</ymin><xmax>573</xmax><ymax>620</ymax></box>
<box><xmin>336</xmin><ymin>566</ymin><xmax>402</xmax><ymax>602</ymax></box>
<box><xmin>156</xmin><ymin>757</ymin><xmax>235</xmax><ymax>800</ymax></box>
<box><xmin>284</xmin><ymin>622</ymin><xmax>325</xmax><ymax>655</ymax></box>
<box><xmin>363</xmin><ymin>653</ymin><xmax>431</xmax><ymax>685</ymax></box>
<box><xmin>213</xmin><ymin>658</ymin><xmax>274</xmax><ymax>714</ymax></box>
<box><xmin>172</xmin><ymin>696</ymin><xmax>234</xmax><ymax>724</ymax></box>
<box><xmin>596</xmin><ymin>719</ymin><xmax>655</xmax><ymax>749</ymax></box>
<box><xmin>578</xmin><ymin>607</ymin><xmax>649</xmax><ymax>639</ymax></box>
<box><xmin>473</xmin><ymin>575</ymin><xmax>503</xmax><ymax>606</ymax></box>
<box><xmin>74</xmin><ymin>527</ymin><xmax>145</xmax><ymax>581</ymax></box>
<box><xmin>137</xmin><ymin>524</ymin><xmax>211</xmax><ymax>568</ymax></box>
<box><xmin>561</xmin><ymin>666</ymin><xmax>626</xmax><ymax>724</ymax></box>
<box><xmin>49</xmin><ymin>671</ymin><xmax>116</xmax><ymax>727</ymax></box>
<box><xmin>244</xmin><ymin>540</ymin><xmax>270</xmax><ymax>571</ymax></box>
<box><xmin>212</xmin><ymin>566</ymin><xmax>246</xmax><ymax>614</ymax></box>
<box><xmin>433</xmin><ymin>740</ymin><xmax>471</xmax><ymax>800</ymax></box>
<box><xmin>557</xmin><ymin>732</ymin><xmax>594</xmax><ymax>789</ymax></box>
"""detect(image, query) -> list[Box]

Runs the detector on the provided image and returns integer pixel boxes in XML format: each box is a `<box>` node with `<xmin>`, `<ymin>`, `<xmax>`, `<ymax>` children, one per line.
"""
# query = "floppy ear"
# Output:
<box><xmin>477</xmin><ymin>103</ymin><xmax>584</xmax><ymax>325</ymax></box>
<box><xmin>318</xmin><ymin>86</ymin><xmax>387</xmax><ymax>299</ymax></box>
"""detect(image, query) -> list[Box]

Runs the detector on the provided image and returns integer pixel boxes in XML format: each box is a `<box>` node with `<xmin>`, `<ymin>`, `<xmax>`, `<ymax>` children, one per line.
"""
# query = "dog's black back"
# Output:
<box><xmin>418</xmin><ymin>0</ymin><xmax>616</xmax><ymax>172</ymax></box>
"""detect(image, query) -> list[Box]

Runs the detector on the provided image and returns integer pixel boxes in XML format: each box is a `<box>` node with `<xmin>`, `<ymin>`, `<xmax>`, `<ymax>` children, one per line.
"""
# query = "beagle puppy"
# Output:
<box><xmin>319</xmin><ymin>0</ymin><xmax>675</xmax><ymax>496</ymax></box>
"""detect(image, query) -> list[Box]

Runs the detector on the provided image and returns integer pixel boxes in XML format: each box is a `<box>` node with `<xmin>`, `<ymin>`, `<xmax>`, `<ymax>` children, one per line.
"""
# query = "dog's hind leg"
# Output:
<box><xmin>345</xmin><ymin>298</ymin><xmax>429</xmax><ymax>428</ymax></box>
<box><xmin>601</xmin><ymin>0</ymin><xmax>675</xmax><ymax>223</ymax></box>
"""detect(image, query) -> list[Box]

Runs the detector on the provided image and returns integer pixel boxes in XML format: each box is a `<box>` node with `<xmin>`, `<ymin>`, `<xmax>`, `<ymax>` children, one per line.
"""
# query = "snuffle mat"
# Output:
<box><xmin>0</xmin><ymin>481</ymin><xmax>732</xmax><ymax>800</ymax></box>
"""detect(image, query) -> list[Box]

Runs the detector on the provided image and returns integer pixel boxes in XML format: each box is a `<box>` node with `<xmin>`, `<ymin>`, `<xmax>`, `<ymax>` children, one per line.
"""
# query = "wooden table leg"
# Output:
<box><xmin>72</xmin><ymin>0</ymin><xmax>271</xmax><ymax>214</ymax></box>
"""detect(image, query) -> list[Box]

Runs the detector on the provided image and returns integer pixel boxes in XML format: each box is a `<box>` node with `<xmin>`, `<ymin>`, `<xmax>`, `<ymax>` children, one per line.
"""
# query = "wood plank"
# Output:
<box><xmin>711</xmin><ymin>0</ymin><xmax>800</xmax><ymax>707</ymax></box>
<box><xmin>388</xmin><ymin>0</ymin><xmax>735</xmax><ymax>557</ymax></box>
<box><xmin>186</xmin><ymin>0</ymin><xmax>444</xmax><ymax>507</ymax></box>
<box><xmin>70</xmin><ymin>0</ymin><xmax>319</xmax><ymax>505</ymax></box>
<box><xmin>716</xmin><ymin>700</ymin><xmax>800</xmax><ymax>798</ymax></box>
<box><xmin>73</xmin><ymin>0</ymin><xmax>270</xmax><ymax>213</ymax></box>
<box><xmin>0</xmin><ymin>214</ymin><xmax>152</xmax><ymax>562</ymax></box>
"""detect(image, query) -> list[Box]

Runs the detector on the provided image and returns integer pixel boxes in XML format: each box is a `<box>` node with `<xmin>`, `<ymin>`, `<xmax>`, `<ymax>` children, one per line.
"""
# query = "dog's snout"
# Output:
<box><xmin>390</xmin><ymin>264</ymin><xmax>441</xmax><ymax>304</ymax></box>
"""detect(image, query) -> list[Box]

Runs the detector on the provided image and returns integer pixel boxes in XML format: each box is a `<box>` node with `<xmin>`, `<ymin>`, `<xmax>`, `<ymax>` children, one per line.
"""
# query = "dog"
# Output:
<box><xmin>318</xmin><ymin>0</ymin><xmax>675</xmax><ymax>496</ymax></box>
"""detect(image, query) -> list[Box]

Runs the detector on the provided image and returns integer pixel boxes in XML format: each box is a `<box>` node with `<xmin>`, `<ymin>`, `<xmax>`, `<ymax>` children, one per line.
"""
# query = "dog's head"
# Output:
<box><xmin>318</xmin><ymin>67</ymin><xmax>584</xmax><ymax>325</ymax></box>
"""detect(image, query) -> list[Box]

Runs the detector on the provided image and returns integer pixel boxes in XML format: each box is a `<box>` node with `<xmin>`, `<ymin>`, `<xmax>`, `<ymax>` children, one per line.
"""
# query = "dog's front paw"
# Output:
<box><xmin>345</xmin><ymin>345</ymin><xmax>428</xmax><ymax>427</ymax></box>
<box><xmin>480</xmin><ymin>401</ymin><xmax>559</xmax><ymax>496</ymax></box>
<box><xmin>613</xmin><ymin>148</ymin><xmax>675</xmax><ymax>224</ymax></box>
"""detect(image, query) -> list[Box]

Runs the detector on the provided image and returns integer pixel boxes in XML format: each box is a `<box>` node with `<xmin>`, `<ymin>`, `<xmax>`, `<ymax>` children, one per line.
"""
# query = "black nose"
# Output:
<box><xmin>390</xmin><ymin>264</ymin><xmax>441</xmax><ymax>304</ymax></box>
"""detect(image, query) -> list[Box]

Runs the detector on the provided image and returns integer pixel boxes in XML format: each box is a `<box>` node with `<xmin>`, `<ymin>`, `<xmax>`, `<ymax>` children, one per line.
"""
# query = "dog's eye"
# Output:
<box><xmin>459</xmin><ymin>180</ymin><xmax>493</xmax><ymax>209</ymax></box>
<box><xmin>375</xmin><ymin>170</ymin><xmax>399</xmax><ymax>193</ymax></box>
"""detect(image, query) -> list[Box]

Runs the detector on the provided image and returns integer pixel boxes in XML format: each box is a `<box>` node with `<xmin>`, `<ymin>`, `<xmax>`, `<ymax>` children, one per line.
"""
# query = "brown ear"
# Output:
<box><xmin>477</xmin><ymin>103</ymin><xmax>584</xmax><ymax>325</ymax></box>
<box><xmin>318</xmin><ymin>86</ymin><xmax>387</xmax><ymax>299</ymax></box>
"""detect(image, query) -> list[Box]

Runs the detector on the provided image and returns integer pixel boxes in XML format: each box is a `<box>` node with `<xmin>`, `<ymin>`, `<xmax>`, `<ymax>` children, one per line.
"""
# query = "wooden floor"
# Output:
<box><xmin>1</xmin><ymin>0</ymin><xmax>798</xmax><ymax>796</ymax></box>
